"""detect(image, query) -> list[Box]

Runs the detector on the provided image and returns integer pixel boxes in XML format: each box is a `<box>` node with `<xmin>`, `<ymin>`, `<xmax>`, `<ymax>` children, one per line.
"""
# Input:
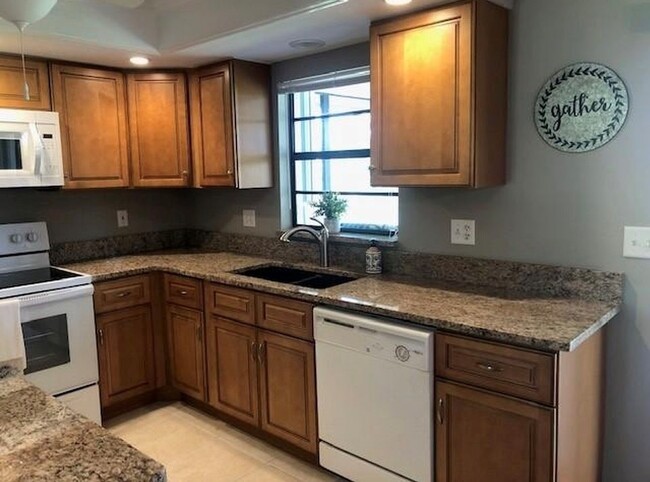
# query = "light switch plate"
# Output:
<box><xmin>243</xmin><ymin>209</ymin><xmax>256</xmax><ymax>228</ymax></box>
<box><xmin>451</xmin><ymin>219</ymin><xmax>475</xmax><ymax>245</ymax></box>
<box><xmin>623</xmin><ymin>226</ymin><xmax>650</xmax><ymax>258</ymax></box>
<box><xmin>117</xmin><ymin>210</ymin><xmax>129</xmax><ymax>228</ymax></box>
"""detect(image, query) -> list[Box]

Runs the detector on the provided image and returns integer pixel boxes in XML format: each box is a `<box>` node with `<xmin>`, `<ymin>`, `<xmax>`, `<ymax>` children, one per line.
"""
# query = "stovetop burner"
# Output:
<box><xmin>0</xmin><ymin>267</ymin><xmax>83</xmax><ymax>291</ymax></box>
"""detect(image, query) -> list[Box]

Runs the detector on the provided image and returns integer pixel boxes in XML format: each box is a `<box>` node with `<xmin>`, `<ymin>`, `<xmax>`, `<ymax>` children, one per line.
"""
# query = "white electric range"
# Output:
<box><xmin>0</xmin><ymin>222</ymin><xmax>101</xmax><ymax>424</ymax></box>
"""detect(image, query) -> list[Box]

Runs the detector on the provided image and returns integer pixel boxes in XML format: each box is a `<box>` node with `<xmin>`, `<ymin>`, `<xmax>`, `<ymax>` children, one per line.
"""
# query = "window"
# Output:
<box><xmin>287</xmin><ymin>73</ymin><xmax>398</xmax><ymax>236</ymax></box>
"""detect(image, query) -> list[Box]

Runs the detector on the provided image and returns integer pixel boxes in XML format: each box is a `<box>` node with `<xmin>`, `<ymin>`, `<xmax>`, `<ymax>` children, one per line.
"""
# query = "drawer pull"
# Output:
<box><xmin>116</xmin><ymin>291</ymin><xmax>131</xmax><ymax>298</ymax></box>
<box><xmin>476</xmin><ymin>361</ymin><xmax>503</xmax><ymax>373</ymax></box>
<box><xmin>179</xmin><ymin>290</ymin><xmax>188</xmax><ymax>296</ymax></box>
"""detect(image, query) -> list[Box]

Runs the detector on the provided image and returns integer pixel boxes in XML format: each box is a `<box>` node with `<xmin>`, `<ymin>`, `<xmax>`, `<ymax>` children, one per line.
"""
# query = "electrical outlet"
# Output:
<box><xmin>243</xmin><ymin>209</ymin><xmax>256</xmax><ymax>228</ymax></box>
<box><xmin>623</xmin><ymin>226</ymin><xmax>650</xmax><ymax>259</ymax></box>
<box><xmin>117</xmin><ymin>210</ymin><xmax>129</xmax><ymax>228</ymax></box>
<box><xmin>451</xmin><ymin>219</ymin><xmax>475</xmax><ymax>245</ymax></box>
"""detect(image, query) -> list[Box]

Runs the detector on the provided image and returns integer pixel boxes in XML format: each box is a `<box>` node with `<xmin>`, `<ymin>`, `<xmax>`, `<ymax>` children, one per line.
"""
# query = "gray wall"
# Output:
<box><xmin>0</xmin><ymin>189</ymin><xmax>188</xmax><ymax>243</ymax></box>
<box><xmin>194</xmin><ymin>0</ymin><xmax>650</xmax><ymax>479</ymax></box>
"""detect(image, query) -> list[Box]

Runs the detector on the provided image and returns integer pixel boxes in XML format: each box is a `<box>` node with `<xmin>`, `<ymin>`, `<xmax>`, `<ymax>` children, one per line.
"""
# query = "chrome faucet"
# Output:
<box><xmin>279</xmin><ymin>217</ymin><xmax>330</xmax><ymax>267</ymax></box>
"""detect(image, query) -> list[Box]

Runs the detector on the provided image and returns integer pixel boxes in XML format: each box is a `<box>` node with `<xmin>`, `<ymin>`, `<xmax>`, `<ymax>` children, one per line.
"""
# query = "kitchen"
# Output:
<box><xmin>0</xmin><ymin>0</ymin><xmax>645</xmax><ymax>481</ymax></box>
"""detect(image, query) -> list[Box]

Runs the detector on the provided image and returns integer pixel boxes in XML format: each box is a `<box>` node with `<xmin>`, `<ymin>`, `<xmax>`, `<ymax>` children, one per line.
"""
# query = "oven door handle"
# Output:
<box><xmin>17</xmin><ymin>284</ymin><xmax>94</xmax><ymax>307</ymax></box>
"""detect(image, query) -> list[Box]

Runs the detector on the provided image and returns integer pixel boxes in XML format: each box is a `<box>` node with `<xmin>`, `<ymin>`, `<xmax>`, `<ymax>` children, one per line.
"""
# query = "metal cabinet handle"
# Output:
<box><xmin>250</xmin><ymin>341</ymin><xmax>257</xmax><ymax>361</ymax></box>
<box><xmin>437</xmin><ymin>397</ymin><xmax>444</xmax><ymax>425</ymax></box>
<box><xmin>182</xmin><ymin>170</ymin><xmax>188</xmax><ymax>177</ymax></box>
<box><xmin>116</xmin><ymin>291</ymin><xmax>131</xmax><ymax>298</ymax></box>
<box><xmin>179</xmin><ymin>290</ymin><xmax>188</xmax><ymax>296</ymax></box>
<box><xmin>368</xmin><ymin>164</ymin><xmax>376</xmax><ymax>171</ymax></box>
<box><xmin>476</xmin><ymin>361</ymin><xmax>503</xmax><ymax>373</ymax></box>
<box><xmin>97</xmin><ymin>329</ymin><xmax>104</xmax><ymax>346</ymax></box>
<box><xmin>258</xmin><ymin>342</ymin><xmax>265</xmax><ymax>365</ymax></box>
<box><xmin>226</xmin><ymin>169</ymin><xmax>233</xmax><ymax>175</ymax></box>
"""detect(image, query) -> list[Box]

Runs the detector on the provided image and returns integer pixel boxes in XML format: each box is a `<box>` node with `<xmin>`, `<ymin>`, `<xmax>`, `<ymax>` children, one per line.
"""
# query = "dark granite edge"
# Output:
<box><xmin>72</xmin><ymin>258</ymin><xmax>621</xmax><ymax>352</ymax></box>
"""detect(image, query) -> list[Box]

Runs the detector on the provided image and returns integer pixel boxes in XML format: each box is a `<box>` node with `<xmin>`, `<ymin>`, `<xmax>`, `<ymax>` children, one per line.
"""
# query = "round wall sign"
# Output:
<box><xmin>535</xmin><ymin>62</ymin><xmax>628</xmax><ymax>153</ymax></box>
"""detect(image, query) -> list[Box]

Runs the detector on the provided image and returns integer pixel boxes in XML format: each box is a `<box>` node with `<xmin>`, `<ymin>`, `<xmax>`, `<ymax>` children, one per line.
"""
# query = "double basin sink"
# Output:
<box><xmin>233</xmin><ymin>265</ymin><xmax>357</xmax><ymax>289</ymax></box>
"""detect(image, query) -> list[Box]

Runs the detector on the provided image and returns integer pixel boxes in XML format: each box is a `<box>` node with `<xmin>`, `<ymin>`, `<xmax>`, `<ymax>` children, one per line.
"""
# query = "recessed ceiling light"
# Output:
<box><xmin>289</xmin><ymin>39</ymin><xmax>326</xmax><ymax>50</ymax></box>
<box><xmin>385</xmin><ymin>0</ymin><xmax>412</xmax><ymax>5</ymax></box>
<box><xmin>129</xmin><ymin>56</ymin><xmax>150</xmax><ymax>66</ymax></box>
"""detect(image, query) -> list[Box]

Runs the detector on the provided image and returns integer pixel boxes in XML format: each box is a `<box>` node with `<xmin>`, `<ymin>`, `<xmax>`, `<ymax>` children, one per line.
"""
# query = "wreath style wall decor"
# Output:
<box><xmin>535</xmin><ymin>62</ymin><xmax>629</xmax><ymax>153</ymax></box>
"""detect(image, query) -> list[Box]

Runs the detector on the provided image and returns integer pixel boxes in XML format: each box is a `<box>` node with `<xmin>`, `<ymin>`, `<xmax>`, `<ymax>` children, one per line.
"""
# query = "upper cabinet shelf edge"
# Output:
<box><xmin>370</xmin><ymin>0</ymin><xmax>508</xmax><ymax>188</ymax></box>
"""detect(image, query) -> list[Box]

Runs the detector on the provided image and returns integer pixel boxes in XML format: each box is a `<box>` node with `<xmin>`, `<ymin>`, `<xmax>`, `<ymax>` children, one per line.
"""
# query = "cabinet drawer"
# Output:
<box><xmin>435</xmin><ymin>333</ymin><xmax>556</xmax><ymax>405</ymax></box>
<box><xmin>94</xmin><ymin>275</ymin><xmax>151</xmax><ymax>314</ymax></box>
<box><xmin>164</xmin><ymin>274</ymin><xmax>202</xmax><ymax>309</ymax></box>
<box><xmin>256</xmin><ymin>294</ymin><xmax>313</xmax><ymax>341</ymax></box>
<box><xmin>205</xmin><ymin>283</ymin><xmax>255</xmax><ymax>325</ymax></box>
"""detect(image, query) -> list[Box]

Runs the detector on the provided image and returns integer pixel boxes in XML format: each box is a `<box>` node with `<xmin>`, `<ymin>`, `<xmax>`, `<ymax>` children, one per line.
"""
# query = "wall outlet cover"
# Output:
<box><xmin>451</xmin><ymin>219</ymin><xmax>475</xmax><ymax>245</ymax></box>
<box><xmin>243</xmin><ymin>209</ymin><xmax>256</xmax><ymax>228</ymax></box>
<box><xmin>117</xmin><ymin>210</ymin><xmax>129</xmax><ymax>228</ymax></box>
<box><xmin>623</xmin><ymin>226</ymin><xmax>650</xmax><ymax>259</ymax></box>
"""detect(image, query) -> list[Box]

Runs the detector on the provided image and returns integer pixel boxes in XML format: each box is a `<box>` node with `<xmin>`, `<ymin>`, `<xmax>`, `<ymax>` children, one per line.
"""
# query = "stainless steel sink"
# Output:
<box><xmin>233</xmin><ymin>265</ymin><xmax>357</xmax><ymax>289</ymax></box>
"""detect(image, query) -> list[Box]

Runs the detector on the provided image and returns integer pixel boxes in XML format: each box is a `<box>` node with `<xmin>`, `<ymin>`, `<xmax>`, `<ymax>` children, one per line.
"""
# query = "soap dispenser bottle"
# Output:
<box><xmin>365</xmin><ymin>240</ymin><xmax>382</xmax><ymax>274</ymax></box>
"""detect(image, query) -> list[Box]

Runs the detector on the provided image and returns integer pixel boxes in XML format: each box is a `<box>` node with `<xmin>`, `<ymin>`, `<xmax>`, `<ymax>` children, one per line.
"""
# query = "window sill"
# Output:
<box><xmin>276</xmin><ymin>229</ymin><xmax>398</xmax><ymax>248</ymax></box>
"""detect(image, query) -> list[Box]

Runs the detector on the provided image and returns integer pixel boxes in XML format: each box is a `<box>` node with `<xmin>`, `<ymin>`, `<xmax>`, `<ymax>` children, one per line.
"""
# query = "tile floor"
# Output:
<box><xmin>105</xmin><ymin>402</ymin><xmax>339</xmax><ymax>482</ymax></box>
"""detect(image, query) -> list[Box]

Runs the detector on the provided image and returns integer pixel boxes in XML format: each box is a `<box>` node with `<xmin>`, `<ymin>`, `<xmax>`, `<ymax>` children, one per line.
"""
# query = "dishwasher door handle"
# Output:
<box><xmin>322</xmin><ymin>318</ymin><xmax>355</xmax><ymax>329</ymax></box>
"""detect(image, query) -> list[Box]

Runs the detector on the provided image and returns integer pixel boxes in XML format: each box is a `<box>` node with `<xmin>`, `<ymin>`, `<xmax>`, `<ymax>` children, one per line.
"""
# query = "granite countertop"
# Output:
<box><xmin>65</xmin><ymin>252</ymin><xmax>621</xmax><ymax>352</ymax></box>
<box><xmin>0</xmin><ymin>369</ymin><xmax>165</xmax><ymax>481</ymax></box>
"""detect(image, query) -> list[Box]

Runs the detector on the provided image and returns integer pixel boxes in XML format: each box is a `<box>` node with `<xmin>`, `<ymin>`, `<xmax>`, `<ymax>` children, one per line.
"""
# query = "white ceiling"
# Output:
<box><xmin>0</xmin><ymin>0</ymin><xmax>514</xmax><ymax>68</ymax></box>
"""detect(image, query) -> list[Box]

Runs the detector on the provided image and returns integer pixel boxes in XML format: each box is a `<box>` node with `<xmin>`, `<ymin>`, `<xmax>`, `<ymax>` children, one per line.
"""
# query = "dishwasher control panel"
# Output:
<box><xmin>314</xmin><ymin>306</ymin><xmax>434</xmax><ymax>371</ymax></box>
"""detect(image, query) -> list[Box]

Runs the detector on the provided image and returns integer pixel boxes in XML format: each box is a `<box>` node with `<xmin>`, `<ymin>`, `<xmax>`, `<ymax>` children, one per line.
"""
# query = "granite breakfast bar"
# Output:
<box><xmin>0</xmin><ymin>368</ymin><xmax>166</xmax><ymax>481</ymax></box>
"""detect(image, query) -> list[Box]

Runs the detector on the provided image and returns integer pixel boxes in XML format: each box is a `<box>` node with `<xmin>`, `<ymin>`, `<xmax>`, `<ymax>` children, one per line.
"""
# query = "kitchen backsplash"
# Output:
<box><xmin>55</xmin><ymin>229</ymin><xmax>623</xmax><ymax>305</ymax></box>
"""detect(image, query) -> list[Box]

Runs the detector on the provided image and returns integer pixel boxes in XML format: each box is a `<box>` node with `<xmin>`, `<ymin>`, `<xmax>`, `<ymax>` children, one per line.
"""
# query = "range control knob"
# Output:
<box><xmin>9</xmin><ymin>234</ymin><xmax>23</xmax><ymax>244</ymax></box>
<box><xmin>26</xmin><ymin>232</ymin><xmax>39</xmax><ymax>243</ymax></box>
<box><xmin>395</xmin><ymin>345</ymin><xmax>411</xmax><ymax>362</ymax></box>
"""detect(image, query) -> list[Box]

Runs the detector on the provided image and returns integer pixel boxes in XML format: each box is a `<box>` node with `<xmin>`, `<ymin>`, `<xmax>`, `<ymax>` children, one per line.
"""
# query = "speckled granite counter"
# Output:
<box><xmin>0</xmin><ymin>369</ymin><xmax>165</xmax><ymax>481</ymax></box>
<box><xmin>65</xmin><ymin>252</ymin><xmax>621</xmax><ymax>352</ymax></box>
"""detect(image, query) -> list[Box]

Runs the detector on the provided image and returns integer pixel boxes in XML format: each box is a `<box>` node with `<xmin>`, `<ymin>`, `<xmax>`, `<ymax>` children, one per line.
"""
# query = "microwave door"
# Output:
<box><xmin>0</xmin><ymin>122</ymin><xmax>37</xmax><ymax>186</ymax></box>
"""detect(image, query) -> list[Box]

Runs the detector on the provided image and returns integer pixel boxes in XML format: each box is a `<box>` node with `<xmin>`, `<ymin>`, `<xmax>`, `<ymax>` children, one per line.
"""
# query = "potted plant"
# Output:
<box><xmin>310</xmin><ymin>192</ymin><xmax>348</xmax><ymax>233</ymax></box>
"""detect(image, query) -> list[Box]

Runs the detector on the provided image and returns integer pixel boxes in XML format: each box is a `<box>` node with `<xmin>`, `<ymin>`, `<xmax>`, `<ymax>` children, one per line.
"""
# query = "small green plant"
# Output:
<box><xmin>310</xmin><ymin>192</ymin><xmax>348</xmax><ymax>219</ymax></box>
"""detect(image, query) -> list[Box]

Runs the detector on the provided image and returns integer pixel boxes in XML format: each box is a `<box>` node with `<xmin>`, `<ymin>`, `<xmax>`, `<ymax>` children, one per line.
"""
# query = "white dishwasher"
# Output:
<box><xmin>314</xmin><ymin>307</ymin><xmax>434</xmax><ymax>482</ymax></box>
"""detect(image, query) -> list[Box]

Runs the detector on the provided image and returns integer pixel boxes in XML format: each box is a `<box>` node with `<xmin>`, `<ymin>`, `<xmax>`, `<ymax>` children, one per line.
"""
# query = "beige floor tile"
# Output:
<box><xmin>238</xmin><ymin>465</ymin><xmax>301</xmax><ymax>482</ymax></box>
<box><xmin>106</xmin><ymin>402</ymin><xmax>334</xmax><ymax>482</ymax></box>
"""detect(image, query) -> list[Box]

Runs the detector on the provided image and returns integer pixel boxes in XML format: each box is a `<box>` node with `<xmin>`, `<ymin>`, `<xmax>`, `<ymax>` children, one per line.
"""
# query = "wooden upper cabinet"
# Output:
<box><xmin>436</xmin><ymin>381</ymin><xmax>554</xmax><ymax>482</ymax></box>
<box><xmin>189</xmin><ymin>60</ymin><xmax>273</xmax><ymax>189</ymax></box>
<box><xmin>51</xmin><ymin>64</ymin><xmax>130</xmax><ymax>189</ymax></box>
<box><xmin>0</xmin><ymin>55</ymin><xmax>50</xmax><ymax>110</ymax></box>
<box><xmin>127</xmin><ymin>72</ymin><xmax>191</xmax><ymax>187</ymax></box>
<box><xmin>370</xmin><ymin>0</ymin><xmax>508</xmax><ymax>187</ymax></box>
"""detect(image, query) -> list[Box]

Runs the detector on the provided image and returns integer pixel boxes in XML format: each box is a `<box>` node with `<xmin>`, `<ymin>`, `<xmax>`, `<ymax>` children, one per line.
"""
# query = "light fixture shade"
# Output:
<box><xmin>0</xmin><ymin>0</ymin><xmax>57</xmax><ymax>26</ymax></box>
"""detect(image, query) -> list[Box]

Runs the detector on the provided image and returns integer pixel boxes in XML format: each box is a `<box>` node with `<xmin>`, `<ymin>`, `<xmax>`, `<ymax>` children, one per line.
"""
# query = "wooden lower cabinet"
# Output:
<box><xmin>206</xmin><ymin>316</ymin><xmax>259</xmax><ymax>425</ymax></box>
<box><xmin>166</xmin><ymin>304</ymin><xmax>206</xmax><ymax>401</ymax></box>
<box><xmin>435</xmin><ymin>381</ymin><xmax>555</xmax><ymax>482</ymax></box>
<box><xmin>259</xmin><ymin>330</ymin><xmax>317</xmax><ymax>454</ymax></box>
<box><xmin>96</xmin><ymin>305</ymin><xmax>156</xmax><ymax>408</ymax></box>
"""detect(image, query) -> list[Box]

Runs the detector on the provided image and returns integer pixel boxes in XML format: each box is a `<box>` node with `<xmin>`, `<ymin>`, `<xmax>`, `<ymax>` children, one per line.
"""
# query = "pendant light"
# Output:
<box><xmin>0</xmin><ymin>0</ymin><xmax>58</xmax><ymax>100</ymax></box>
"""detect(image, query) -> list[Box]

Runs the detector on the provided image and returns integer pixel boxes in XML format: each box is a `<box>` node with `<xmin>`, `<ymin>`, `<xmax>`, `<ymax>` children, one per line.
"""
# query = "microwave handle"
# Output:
<box><xmin>29</xmin><ymin>123</ymin><xmax>44</xmax><ymax>176</ymax></box>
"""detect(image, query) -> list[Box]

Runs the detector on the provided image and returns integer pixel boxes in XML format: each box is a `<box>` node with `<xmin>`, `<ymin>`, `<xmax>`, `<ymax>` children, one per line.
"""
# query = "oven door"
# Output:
<box><xmin>20</xmin><ymin>284</ymin><xmax>98</xmax><ymax>395</ymax></box>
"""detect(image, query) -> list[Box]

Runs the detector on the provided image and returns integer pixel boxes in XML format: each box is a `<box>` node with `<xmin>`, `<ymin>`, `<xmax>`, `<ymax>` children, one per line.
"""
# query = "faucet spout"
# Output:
<box><xmin>279</xmin><ymin>218</ymin><xmax>330</xmax><ymax>267</ymax></box>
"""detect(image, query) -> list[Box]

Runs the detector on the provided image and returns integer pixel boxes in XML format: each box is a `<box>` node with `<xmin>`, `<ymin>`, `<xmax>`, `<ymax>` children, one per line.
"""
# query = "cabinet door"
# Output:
<box><xmin>0</xmin><ymin>55</ymin><xmax>50</xmax><ymax>110</ymax></box>
<box><xmin>259</xmin><ymin>330</ymin><xmax>317</xmax><ymax>454</ymax></box>
<box><xmin>189</xmin><ymin>62</ymin><xmax>235</xmax><ymax>187</ymax></box>
<box><xmin>127</xmin><ymin>72</ymin><xmax>191</xmax><ymax>187</ymax></box>
<box><xmin>370</xmin><ymin>3</ymin><xmax>472</xmax><ymax>186</ymax></box>
<box><xmin>436</xmin><ymin>381</ymin><xmax>554</xmax><ymax>482</ymax></box>
<box><xmin>167</xmin><ymin>304</ymin><xmax>206</xmax><ymax>401</ymax></box>
<box><xmin>51</xmin><ymin>64</ymin><xmax>130</xmax><ymax>189</ymax></box>
<box><xmin>96</xmin><ymin>305</ymin><xmax>155</xmax><ymax>408</ymax></box>
<box><xmin>206</xmin><ymin>316</ymin><xmax>259</xmax><ymax>425</ymax></box>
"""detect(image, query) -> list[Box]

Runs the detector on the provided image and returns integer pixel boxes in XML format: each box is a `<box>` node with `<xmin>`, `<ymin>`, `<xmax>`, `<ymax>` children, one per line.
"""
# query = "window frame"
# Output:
<box><xmin>288</xmin><ymin>87</ymin><xmax>398</xmax><ymax>237</ymax></box>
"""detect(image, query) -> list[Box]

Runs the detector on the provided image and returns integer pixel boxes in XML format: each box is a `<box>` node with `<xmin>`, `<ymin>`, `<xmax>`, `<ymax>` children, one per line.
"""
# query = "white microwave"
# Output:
<box><xmin>0</xmin><ymin>108</ymin><xmax>64</xmax><ymax>188</ymax></box>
